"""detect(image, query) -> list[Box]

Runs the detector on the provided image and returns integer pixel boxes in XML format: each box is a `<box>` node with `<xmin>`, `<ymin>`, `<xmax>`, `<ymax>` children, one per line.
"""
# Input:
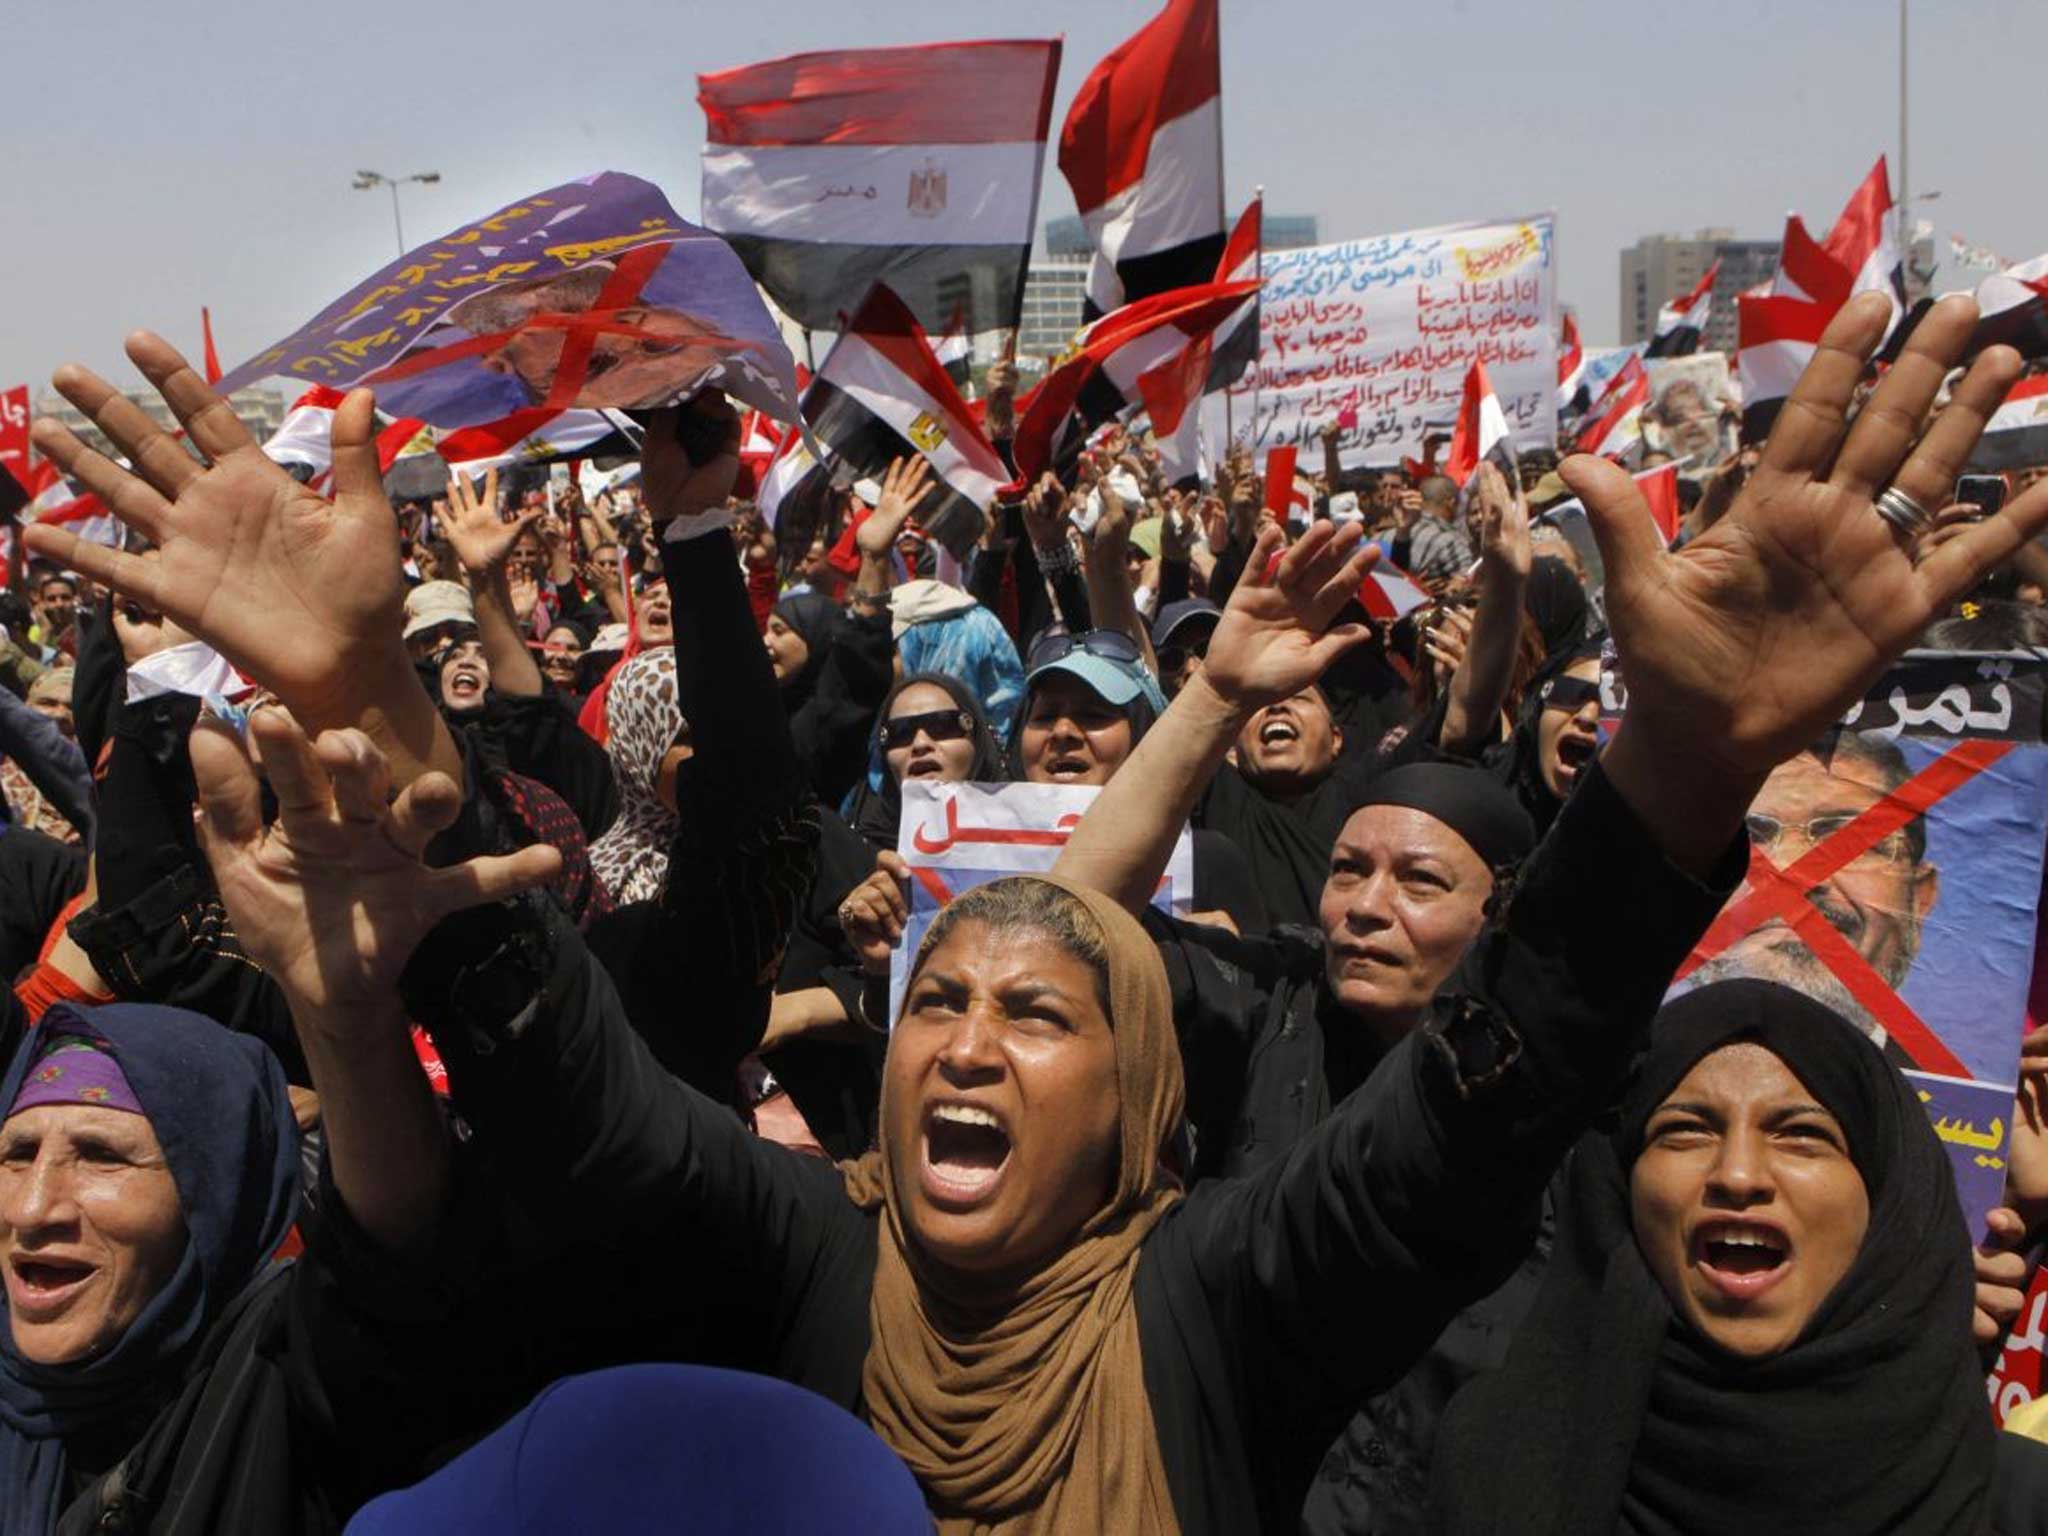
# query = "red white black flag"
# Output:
<box><xmin>1645</xmin><ymin>260</ymin><xmax>1720</xmax><ymax>358</ymax></box>
<box><xmin>1008</xmin><ymin>276</ymin><xmax>1260</xmax><ymax>486</ymax></box>
<box><xmin>1737</xmin><ymin>292</ymin><xmax>1833</xmax><ymax>443</ymax></box>
<box><xmin>1203</xmin><ymin>196</ymin><xmax>1263</xmax><ymax>393</ymax></box>
<box><xmin>698</xmin><ymin>40</ymin><xmax>1061</xmax><ymax>334</ymax></box>
<box><xmin>1058</xmin><ymin>0</ymin><xmax>1225</xmax><ymax>318</ymax></box>
<box><xmin>1556</xmin><ymin>310</ymin><xmax>1587</xmax><ymax>414</ymax></box>
<box><xmin>1442</xmin><ymin>359</ymin><xmax>1516</xmax><ymax>488</ymax></box>
<box><xmin>1967</xmin><ymin>373</ymin><xmax>2048</xmax><ymax>473</ymax></box>
<box><xmin>1822</xmin><ymin>156</ymin><xmax>1905</xmax><ymax>331</ymax></box>
<box><xmin>762</xmin><ymin>284</ymin><xmax>1009</xmax><ymax>560</ymax></box>
<box><xmin>1573</xmin><ymin>356</ymin><xmax>1650</xmax><ymax>460</ymax></box>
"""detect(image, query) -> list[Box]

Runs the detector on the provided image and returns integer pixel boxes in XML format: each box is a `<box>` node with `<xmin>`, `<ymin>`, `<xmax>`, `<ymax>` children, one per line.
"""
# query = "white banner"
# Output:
<box><xmin>889</xmin><ymin>780</ymin><xmax>1195</xmax><ymax>1022</ymax></box>
<box><xmin>1207</xmin><ymin>214</ymin><xmax>1557</xmax><ymax>468</ymax></box>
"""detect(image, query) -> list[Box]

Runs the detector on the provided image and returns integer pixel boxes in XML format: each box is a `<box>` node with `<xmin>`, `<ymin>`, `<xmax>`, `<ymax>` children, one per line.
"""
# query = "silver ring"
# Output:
<box><xmin>1873</xmin><ymin>484</ymin><xmax>1934</xmax><ymax>537</ymax></box>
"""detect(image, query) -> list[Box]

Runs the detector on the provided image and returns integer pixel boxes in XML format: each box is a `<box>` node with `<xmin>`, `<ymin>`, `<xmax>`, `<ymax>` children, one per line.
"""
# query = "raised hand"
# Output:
<box><xmin>27</xmin><ymin>332</ymin><xmax>409</xmax><ymax>732</ymax></box>
<box><xmin>1198</xmin><ymin>521</ymin><xmax>1376</xmax><ymax>712</ymax></box>
<box><xmin>837</xmin><ymin>851</ymin><xmax>910</xmax><ymax>978</ymax></box>
<box><xmin>191</xmin><ymin>710</ymin><xmax>561</xmax><ymax>1014</ymax></box>
<box><xmin>1472</xmin><ymin>460</ymin><xmax>1533</xmax><ymax>579</ymax></box>
<box><xmin>1570</xmin><ymin>292</ymin><xmax>2048</xmax><ymax>866</ymax></box>
<box><xmin>857</xmin><ymin>455</ymin><xmax>934</xmax><ymax>559</ymax></box>
<box><xmin>443</xmin><ymin>466</ymin><xmax>543</xmax><ymax>578</ymax></box>
<box><xmin>639</xmin><ymin>392</ymin><xmax>741</xmax><ymax>526</ymax></box>
<box><xmin>1021</xmin><ymin>472</ymin><xmax>1068</xmax><ymax>550</ymax></box>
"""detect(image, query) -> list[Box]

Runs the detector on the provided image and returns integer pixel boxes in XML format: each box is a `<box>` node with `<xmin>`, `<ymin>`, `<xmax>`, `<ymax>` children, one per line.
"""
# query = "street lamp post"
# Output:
<box><xmin>352</xmin><ymin>170</ymin><xmax>442</xmax><ymax>257</ymax></box>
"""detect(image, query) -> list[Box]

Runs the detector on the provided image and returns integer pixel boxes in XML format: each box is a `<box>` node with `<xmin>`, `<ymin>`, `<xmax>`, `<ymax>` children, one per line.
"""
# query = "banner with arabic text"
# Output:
<box><xmin>217</xmin><ymin>172</ymin><xmax>803</xmax><ymax>435</ymax></box>
<box><xmin>890</xmin><ymin>780</ymin><xmax>1194</xmax><ymax>1023</ymax></box>
<box><xmin>1606</xmin><ymin>652</ymin><xmax>2048</xmax><ymax>1235</ymax></box>
<box><xmin>1204</xmin><ymin>214</ymin><xmax>1557</xmax><ymax>468</ymax></box>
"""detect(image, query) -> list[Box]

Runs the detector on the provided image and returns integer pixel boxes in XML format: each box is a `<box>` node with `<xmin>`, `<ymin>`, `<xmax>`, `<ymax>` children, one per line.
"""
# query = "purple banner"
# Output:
<box><xmin>219</xmin><ymin>172</ymin><xmax>801</xmax><ymax>431</ymax></box>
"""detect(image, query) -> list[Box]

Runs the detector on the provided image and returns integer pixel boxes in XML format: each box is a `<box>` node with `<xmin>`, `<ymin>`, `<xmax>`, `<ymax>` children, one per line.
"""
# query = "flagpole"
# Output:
<box><xmin>1898</xmin><ymin>0</ymin><xmax>1909</xmax><ymax>239</ymax></box>
<box><xmin>802</xmin><ymin>329</ymin><xmax>816</xmax><ymax>372</ymax></box>
<box><xmin>1251</xmin><ymin>184</ymin><xmax>1265</xmax><ymax>454</ymax></box>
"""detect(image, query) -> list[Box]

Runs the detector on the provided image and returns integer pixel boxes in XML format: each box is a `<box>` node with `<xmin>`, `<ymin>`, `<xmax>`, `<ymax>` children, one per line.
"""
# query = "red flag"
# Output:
<box><xmin>1574</xmin><ymin>357</ymin><xmax>1650</xmax><ymax>459</ymax></box>
<box><xmin>1262</xmin><ymin>446</ymin><xmax>1301</xmax><ymax>519</ymax></box>
<box><xmin>1637</xmin><ymin>460</ymin><xmax>1682</xmax><ymax>545</ymax></box>
<box><xmin>0</xmin><ymin>386</ymin><xmax>29</xmax><ymax>494</ymax></box>
<box><xmin>1774</xmin><ymin>214</ymin><xmax>1852</xmax><ymax>310</ymax></box>
<box><xmin>201</xmin><ymin>307</ymin><xmax>223</xmax><ymax>386</ymax></box>
<box><xmin>1821</xmin><ymin>156</ymin><xmax>1901</xmax><ymax>307</ymax></box>
<box><xmin>1556</xmin><ymin>311</ymin><xmax>1585</xmax><ymax>408</ymax></box>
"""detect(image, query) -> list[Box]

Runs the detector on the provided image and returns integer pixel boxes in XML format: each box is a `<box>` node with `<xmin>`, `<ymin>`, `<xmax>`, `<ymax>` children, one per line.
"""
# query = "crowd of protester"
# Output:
<box><xmin>3</xmin><ymin>288</ymin><xmax>2048</xmax><ymax>1532</ymax></box>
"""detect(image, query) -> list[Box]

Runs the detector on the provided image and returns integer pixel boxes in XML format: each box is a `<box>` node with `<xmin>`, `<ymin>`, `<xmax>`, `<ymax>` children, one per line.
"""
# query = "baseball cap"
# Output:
<box><xmin>1150</xmin><ymin>597</ymin><xmax>1221</xmax><ymax>652</ymax></box>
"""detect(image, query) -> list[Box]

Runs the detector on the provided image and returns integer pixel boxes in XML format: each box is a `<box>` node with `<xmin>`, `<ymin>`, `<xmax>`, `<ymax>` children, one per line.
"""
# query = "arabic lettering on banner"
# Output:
<box><xmin>889</xmin><ymin>780</ymin><xmax>1196</xmax><ymax>1024</ymax></box>
<box><xmin>1201</xmin><ymin>214</ymin><xmax>1558</xmax><ymax>467</ymax></box>
<box><xmin>215</xmin><ymin>172</ymin><xmax>803</xmax><ymax>434</ymax></box>
<box><xmin>1606</xmin><ymin>652</ymin><xmax>2048</xmax><ymax>1236</ymax></box>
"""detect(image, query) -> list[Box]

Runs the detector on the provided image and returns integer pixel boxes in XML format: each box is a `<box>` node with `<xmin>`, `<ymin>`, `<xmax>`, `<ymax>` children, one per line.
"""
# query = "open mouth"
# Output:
<box><xmin>1692</xmin><ymin>1219</ymin><xmax>1791</xmax><ymax>1299</ymax></box>
<box><xmin>8</xmin><ymin>1255</ymin><xmax>96</xmax><ymax>1316</ymax></box>
<box><xmin>1042</xmin><ymin>754</ymin><xmax>1094</xmax><ymax>781</ymax></box>
<box><xmin>446</xmin><ymin>669</ymin><xmax>485</xmax><ymax>701</ymax></box>
<box><xmin>1554</xmin><ymin>733</ymin><xmax>1597</xmax><ymax>782</ymax></box>
<box><xmin>1259</xmin><ymin>718</ymin><xmax>1300</xmax><ymax>747</ymax></box>
<box><xmin>920</xmin><ymin>1102</ymin><xmax>1013</xmax><ymax>1209</ymax></box>
<box><xmin>903</xmin><ymin>757</ymin><xmax>945</xmax><ymax>779</ymax></box>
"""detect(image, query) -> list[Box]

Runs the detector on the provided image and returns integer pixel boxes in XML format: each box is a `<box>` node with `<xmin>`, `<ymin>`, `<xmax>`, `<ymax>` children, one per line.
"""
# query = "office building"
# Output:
<box><xmin>1619</xmin><ymin>230</ymin><xmax>1781</xmax><ymax>356</ymax></box>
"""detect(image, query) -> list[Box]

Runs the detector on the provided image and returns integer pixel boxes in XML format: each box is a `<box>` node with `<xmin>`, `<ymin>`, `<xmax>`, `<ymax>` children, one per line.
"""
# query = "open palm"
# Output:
<box><xmin>1200</xmin><ymin>521</ymin><xmax>1378</xmax><ymax>710</ymax></box>
<box><xmin>26</xmin><ymin>332</ymin><xmax>408</xmax><ymax>728</ymax></box>
<box><xmin>1572</xmin><ymin>292</ymin><xmax>2048</xmax><ymax>782</ymax></box>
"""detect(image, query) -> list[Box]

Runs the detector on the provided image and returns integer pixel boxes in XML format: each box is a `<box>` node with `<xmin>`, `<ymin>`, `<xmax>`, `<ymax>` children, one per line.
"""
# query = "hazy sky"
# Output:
<box><xmin>11</xmin><ymin>0</ymin><xmax>2045</xmax><ymax>396</ymax></box>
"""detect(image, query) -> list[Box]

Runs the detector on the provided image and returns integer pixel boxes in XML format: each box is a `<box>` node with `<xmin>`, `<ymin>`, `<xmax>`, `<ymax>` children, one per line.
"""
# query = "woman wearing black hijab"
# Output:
<box><xmin>844</xmin><ymin>672</ymin><xmax>1008</xmax><ymax>853</ymax></box>
<box><xmin>764</xmin><ymin>591</ymin><xmax>892</xmax><ymax>808</ymax></box>
<box><xmin>1432</xmin><ymin>979</ymin><xmax>2048</xmax><ymax>1534</ymax></box>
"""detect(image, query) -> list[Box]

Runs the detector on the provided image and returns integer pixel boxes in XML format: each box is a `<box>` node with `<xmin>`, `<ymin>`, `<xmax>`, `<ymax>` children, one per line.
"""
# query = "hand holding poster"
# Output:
<box><xmin>1605</xmin><ymin>651</ymin><xmax>2048</xmax><ymax>1236</ymax></box>
<box><xmin>216</xmin><ymin>172</ymin><xmax>804</xmax><ymax>435</ymax></box>
<box><xmin>1206</xmin><ymin>214</ymin><xmax>1557</xmax><ymax>468</ymax></box>
<box><xmin>890</xmin><ymin>780</ymin><xmax>1195</xmax><ymax>1022</ymax></box>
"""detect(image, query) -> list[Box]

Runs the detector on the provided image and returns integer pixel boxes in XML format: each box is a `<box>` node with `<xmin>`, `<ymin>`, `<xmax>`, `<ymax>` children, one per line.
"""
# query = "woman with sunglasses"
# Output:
<box><xmin>1011</xmin><ymin>628</ymin><xmax>1267</xmax><ymax>936</ymax></box>
<box><xmin>1490</xmin><ymin>642</ymin><xmax>1605</xmax><ymax>840</ymax></box>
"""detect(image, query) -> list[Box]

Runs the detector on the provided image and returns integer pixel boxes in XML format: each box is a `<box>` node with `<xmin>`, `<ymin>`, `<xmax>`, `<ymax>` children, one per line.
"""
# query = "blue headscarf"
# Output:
<box><xmin>0</xmin><ymin>1003</ymin><xmax>300</xmax><ymax>1536</ymax></box>
<box><xmin>896</xmin><ymin>602</ymin><xmax>1025</xmax><ymax>739</ymax></box>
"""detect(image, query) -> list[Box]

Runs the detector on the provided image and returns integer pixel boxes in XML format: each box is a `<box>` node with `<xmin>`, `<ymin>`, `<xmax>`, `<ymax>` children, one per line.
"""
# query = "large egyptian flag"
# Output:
<box><xmin>1059</xmin><ymin>0</ymin><xmax>1225</xmax><ymax>318</ymax></box>
<box><xmin>698</xmin><ymin>40</ymin><xmax>1061</xmax><ymax>335</ymax></box>
<box><xmin>1009</xmin><ymin>275</ymin><xmax>1259</xmax><ymax>485</ymax></box>
<box><xmin>261</xmin><ymin>386</ymin><xmax>438</xmax><ymax>492</ymax></box>
<box><xmin>1645</xmin><ymin>260</ymin><xmax>1720</xmax><ymax>358</ymax></box>
<box><xmin>434</xmin><ymin>407</ymin><xmax>642</xmax><ymax>476</ymax></box>
<box><xmin>1574</xmin><ymin>356</ymin><xmax>1650</xmax><ymax>459</ymax></box>
<box><xmin>762</xmin><ymin>284</ymin><xmax>1010</xmax><ymax>560</ymax></box>
<box><xmin>1737</xmin><ymin>292</ymin><xmax>1833</xmax><ymax>443</ymax></box>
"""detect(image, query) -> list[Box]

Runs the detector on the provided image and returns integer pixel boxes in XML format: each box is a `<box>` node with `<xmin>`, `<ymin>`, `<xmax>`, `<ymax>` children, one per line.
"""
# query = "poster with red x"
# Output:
<box><xmin>216</xmin><ymin>172</ymin><xmax>804</xmax><ymax>437</ymax></box>
<box><xmin>1607</xmin><ymin>651</ymin><xmax>2048</xmax><ymax>1233</ymax></box>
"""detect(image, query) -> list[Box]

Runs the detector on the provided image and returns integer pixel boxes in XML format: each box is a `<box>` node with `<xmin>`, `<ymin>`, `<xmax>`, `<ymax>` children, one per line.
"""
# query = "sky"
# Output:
<box><xmin>10</xmin><ymin>0</ymin><xmax>2047</xmax><ymax>397</ymax></box>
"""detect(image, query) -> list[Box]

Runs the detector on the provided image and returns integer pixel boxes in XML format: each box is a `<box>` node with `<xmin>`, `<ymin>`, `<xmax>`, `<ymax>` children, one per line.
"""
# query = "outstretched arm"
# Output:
<box><xmin>26</xmin><ymin>332</ymin><xmax>462</xmax><ymax>790</ymax></box>
<box><xmin>191</xmin><ymin>711</ymin><xmax>559</xmax><ymax>1254</ymax></box>
<box><xmin>1438</xmin><ymin>461</ymin><xmax>1532</xmax><ymax>756</ymax></box>
<box><xmin>1052</xmin><ymin>522</ymin><xmax>1377</xmax><ymax>914</ymax></box>
<box><xmin>443</xmin><ymin>466</ymin><xmax>547</xmax><ymax>699</ymax></box>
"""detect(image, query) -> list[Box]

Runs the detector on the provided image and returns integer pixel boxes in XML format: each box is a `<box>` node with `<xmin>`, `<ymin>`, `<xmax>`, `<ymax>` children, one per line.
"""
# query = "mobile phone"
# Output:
<box><xmin>1955</xmin><ymin>474</ymin><xmax>2007</xmax><ymax>518</ymax></box>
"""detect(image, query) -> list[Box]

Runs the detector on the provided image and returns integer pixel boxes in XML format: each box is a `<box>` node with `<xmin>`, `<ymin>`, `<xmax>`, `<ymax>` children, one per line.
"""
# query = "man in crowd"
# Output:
<box><xmin>1405</xmin><ymin>474</ymin><xmax>1474</xmax><ymax>586</ymax></box>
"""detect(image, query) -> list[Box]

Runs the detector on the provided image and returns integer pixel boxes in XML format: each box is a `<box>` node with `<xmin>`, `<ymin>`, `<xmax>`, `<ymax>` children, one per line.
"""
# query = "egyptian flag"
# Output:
<box><xmin>1969</xmin><ymin>256</ymin><xmax>2048</xmax><ymax>363</ymax></box>
<box><xmin>1967</xmin><ymin>374</ymin><xmax>2048</xmax><ymax>472</ymax></box>
<box><xmin>1262</xmin><ymin>445</ymin><xmax>1313</xmax><ymax>525</ymax></box>
<box><xmin>1645</xmin><ymin>260</ymin><xmax>1719</xmax><ymax>358</ymax></box>
<box><xmin>260</xmin><ymin>386</ymin><xmax>435</xmax><ymax>492</ymax></box>
<box><xmin>1441</xmin><ymin>359</ymin><xmax>1516</xmax><ymax>487</ymax></box>
<box><xmin>698</xmin><ymin>40</ymin><xmax>1061</xmax><ymax>334</ymax></box>
<box><xmin>1008</xmin><ymin>275</ymin><xmax>1260</xmax><ymax>485</ymax></box>
<box><xmin>1356</xmin><ymin>565</ymin><xmax>1430</xmax><ymax>621</ymax></box>
<box><xmin>1204</xmin><ymin>196</ymin><xmax>1263</xmax><ymax>392</ymax></box>
<box><xmin>435</xmin><ymin>407</ymin><xmax>641</xmax><ymax>476</ymax></box>
<box><xmin>1573</xmin><ymin>356</ymin><xmax>1649</xmax><ymax>460</ymax></box>
<box><xmin>1772</xmin><ymin>213</ymin><xmax>1853</xmax><ymax>308</ymax></box>
<box><xmin>1737</xmin><ymin>292</ymin><xmax>1833</xmax><ymax>443</ymax></box>
<box><xmin>1059</xmin><ymin>0</ymin><xmax>1225</xmax><ymax>318</ymax></box>
<box><xmin>766</xmin><ymin>284</ymin><xmax>1009</xmax><ymax>560</ymax></box>
<box><xmin>1821</xmin><ymin>157</ymin><xmax>1905</xmax><ymax>328</ymax></box>
<box><xmin>1535</xmin><ymin>461</ymin><xmax>1685</xmax><ymax>549</ymax></box>
<box><xmin>1556</xmin><ymin>310</ymin><xmax>1587</xmax><ymax>414</ymax></box>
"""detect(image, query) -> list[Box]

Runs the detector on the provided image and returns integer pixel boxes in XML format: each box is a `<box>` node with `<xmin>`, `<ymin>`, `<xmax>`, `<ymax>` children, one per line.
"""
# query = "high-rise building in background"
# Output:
<box><xmin>1017</xmin><ymin>213</ymin><xmax>1320</xmax><ymax>361</ymax></box>
<box><xmin>1619</xmin><ymin>230</ymin><xmax>1781</xmax><ymax>356</ymax></box>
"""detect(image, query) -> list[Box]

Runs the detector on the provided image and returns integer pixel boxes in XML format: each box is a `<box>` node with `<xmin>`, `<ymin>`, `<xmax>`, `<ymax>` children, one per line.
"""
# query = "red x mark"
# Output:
<box><xmin>1676</xmin><ymin>737</ymin><xmax>2012</xmax><ymax>1078</ymax></box>
<box><xmin>362</xmin><ymin>243</ymin><xmax>755</xmax><ymax>409</ymax></box>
